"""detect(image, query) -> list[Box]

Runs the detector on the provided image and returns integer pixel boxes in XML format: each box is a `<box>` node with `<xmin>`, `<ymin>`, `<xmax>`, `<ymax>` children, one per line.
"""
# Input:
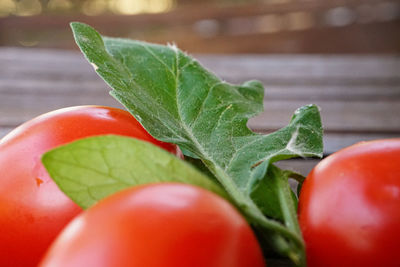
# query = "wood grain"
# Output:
<box><xmin>0</xmin><ymin>0</ymin><xmax>398</xmax><ymax>53</ymax></box>
<box><xmin>1</xmin><ymin>48</ymin><xmax>399</xmax><ymax>163</ymax></box>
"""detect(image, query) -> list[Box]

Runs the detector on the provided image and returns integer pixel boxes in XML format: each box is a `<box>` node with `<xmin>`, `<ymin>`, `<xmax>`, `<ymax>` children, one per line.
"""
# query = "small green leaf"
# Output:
<box><xmin>42</xmin><ymin>135</ymin><xmax>227</xmax><ymax>209</ymax></box>
<box><xmin>251</xmin><ymin>167</ymin><xmax>305</xmax><ymax>221</ymax></box>
<box><xmin>252</xmin><ymin>165</ymin><xmax>300</xmax><ymax>228</ymax></box>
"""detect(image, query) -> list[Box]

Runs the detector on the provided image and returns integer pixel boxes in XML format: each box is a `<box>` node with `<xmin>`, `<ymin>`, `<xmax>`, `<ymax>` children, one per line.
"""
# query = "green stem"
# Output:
<box><xmin>276</xmin><ymin>167</ymin><xmax>306</xmax><ymax>266</ymax></box>
<box><xmin>278</xmin><ymin>171</ymin><xmax>302</xmax><ymax>236</ymax></box>
<box><xmin>286</xmin><ymin>170</ymin><xmax>306</xmax><ymax>184</ymax></box>
<box><xmin>248</xmin><ymin>206</ymin><xmax>305</xmax><ymax>266</ymax></box>
<box><xmin>210</xmin><ymin>164</ymin><xmax>306</xmax><ymax>266</ymax></box>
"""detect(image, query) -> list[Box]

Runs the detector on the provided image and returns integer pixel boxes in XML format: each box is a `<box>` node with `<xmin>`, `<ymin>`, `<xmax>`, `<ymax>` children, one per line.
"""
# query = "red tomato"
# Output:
<box><xmin>0</xmin><ymin>106</ymin><xmax>177</xmax><ymax>267</ymax></box>
<box><xmin>40</xmin><ymin>183</ymin><xmax>265</xmax><ymax>267</ymax></box>
<box><xmin>298</xmin><ymin>139</ymin><xmax>400</xmax><ymax>267</ymax></box>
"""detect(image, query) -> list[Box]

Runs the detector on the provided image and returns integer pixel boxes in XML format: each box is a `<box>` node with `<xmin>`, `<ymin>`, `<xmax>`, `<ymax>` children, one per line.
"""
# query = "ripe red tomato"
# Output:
<box><xmin>40</xmin><ymin>183</ymin><xmax>265</xmax><ymax>267</ymax></box>
<box><xmin>0</xmin><ymin>106</ymin><xmax>177</xmax><ymax>267</ymax></box>
<box><xmin>298</xmin><ymin>139</ymin><xmax>400</xmax><ymax>267</ymax></box>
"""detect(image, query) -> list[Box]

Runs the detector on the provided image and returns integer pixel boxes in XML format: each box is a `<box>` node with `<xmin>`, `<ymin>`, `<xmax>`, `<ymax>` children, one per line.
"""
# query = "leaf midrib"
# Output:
<box><xmin>167</xmin><ymin>47</ymin><xmax>258</xmax><ymax>214</ymax></box>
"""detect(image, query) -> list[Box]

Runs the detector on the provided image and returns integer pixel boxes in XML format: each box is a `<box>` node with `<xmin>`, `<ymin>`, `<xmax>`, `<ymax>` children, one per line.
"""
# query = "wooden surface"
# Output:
<box><xmin>1</xmin><ymin>48</ymin><xmax>399</xmax><ymax>176</ymax></box>
<box><xmin>1</xmin><ymin>0</ymin><xmax>399</xmax><ymax>53</ymax></box>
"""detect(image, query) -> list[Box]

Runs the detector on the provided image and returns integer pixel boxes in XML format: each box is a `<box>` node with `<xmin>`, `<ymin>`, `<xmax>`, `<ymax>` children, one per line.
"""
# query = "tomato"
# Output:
<box><xmin>298</xmin><ymin>139</ymin><xmax>400</xmax><ymax>267</ymax></box>
<box><xmin>40</xmin><ymin>183</ymin><xmax>265</xmax><ymax>267</ymax></box>
<box><xmin>0</xmin><ymin>106</ymin><xmax>177</xmax><ymax>267</ymax></box>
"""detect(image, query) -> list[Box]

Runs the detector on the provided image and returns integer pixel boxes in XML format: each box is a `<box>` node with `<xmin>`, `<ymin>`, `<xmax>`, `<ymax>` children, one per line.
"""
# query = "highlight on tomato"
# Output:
<box><xmin>0</xmin><ymin>105</ymin><xmax>177</xmax><ymax>267</ymax></box>
<box><xmin>298</xmin><ymin>138</ymin><xmax>400</xmax><ymax>267</ymax></box>
<box><xmin>40</xmin><ymin>183</ymin><xmax>266</xmax><ymax>267</ymax></box>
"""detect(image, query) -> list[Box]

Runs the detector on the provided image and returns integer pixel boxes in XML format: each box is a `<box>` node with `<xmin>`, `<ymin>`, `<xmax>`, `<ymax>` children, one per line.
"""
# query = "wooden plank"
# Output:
<box><xmin>262</xmin><ymin>85</ymin><xmax>400</xmax><ymax>101</ymax></box>
<box><xmin>1</xmin><ymin>48</ymin><xmax>399</xmax><ymax>101</ymax></box>
<box><xmin>2</xmin><ymin>87</ymin><xmax>399</xmax><ymax>132</ymax></box>
<box><xmin>168</xmin><ymin>21</ymin><xmax>400</xmax><ymax>54</ymax></box>
<box><xmin>321</xmin><ymin>133</ymin><xmax>400</xmax><ymax>154</ymax></box>
<box><xmin>1</xmin><ymin>48</ymin><xmax>399</xmax><ymax>155</ymax></box>
<box><xmin>1</xmin><ymin>19</ymin><xmax>399</xmax><ymax>54</ymax></box>
<box><xmin>2</xmin><ymin>77</ymin><xmax>399</xmax><ymax>103</ymax></box>
<box><xmin>2</xmin><ymin>76</ymin><xmax>398</xmax><ymax>101</ymax></box>
<box><xmin>0</xmin><ymin>78</ymin><xmax>106</xmax><ymax>95</ymax></box>
<box><xmin>2</xmin><ymin>48</ymin><xmax>399</xmax><ymax>81</ymax></box>
<box><xmin>276</xmin><ymin>159</ymin><xmax>320</xmax><ymax>176</ymax></box>
<box><xmin>250</xmin><ymin>99</ymin><xmax>400</xmax><ymax>132</ymax></box>
<box><xmin>198</xmin><ymin>54</ymin><xmax>400</xmax><ymax>82</ymax></box>
<box><xmin>0</xmin><ymin>94</ymin><xmax>122</xmax><ymax>126</ymax></box>
<box><xmin>0</xmin><ymin>0</ymin><xmax>386</xmax><ymax>31</ymax></box>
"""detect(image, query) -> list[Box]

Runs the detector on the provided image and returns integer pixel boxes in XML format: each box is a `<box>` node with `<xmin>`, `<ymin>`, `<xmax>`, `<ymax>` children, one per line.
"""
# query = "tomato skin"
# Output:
<box><xmin>40</xmin><ymin>183</ymin><xmax>265</xmax><ymax>267</ymax></box>
<box><xmin>298</xmin><ymin>139</ymin><xmax>400</xmax><ymax>267</ymax></box>
<box><xmin>0</xmin><ymin>106</ymin><xmax>177</xmax><ymax>267</ymax></box>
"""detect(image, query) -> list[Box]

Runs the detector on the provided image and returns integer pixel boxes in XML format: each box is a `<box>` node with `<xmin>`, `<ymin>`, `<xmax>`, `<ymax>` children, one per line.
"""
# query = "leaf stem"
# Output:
<box><xmin>286</xmin><ymin>170</ymin><xmax>306</xmax><ymax>184</ymax></box>
<box><xmin>275</xmin><ymin>167</ymin><xmax>306</xmax><ymax>266</ymax></box>
<box><xmin>211</xmin><ymin>164</ymin><xmax>306</xmax><ymax>266</ymax></box>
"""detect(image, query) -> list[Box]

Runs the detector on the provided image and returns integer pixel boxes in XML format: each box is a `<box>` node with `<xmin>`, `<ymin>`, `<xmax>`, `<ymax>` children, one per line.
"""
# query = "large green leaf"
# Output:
<box><xmin>71</xmin><ymin>22</ymin><xmax>322</xmax><ymax>191</ymax></box>
<box><xmin>42</xmin><ymin>135</ymin><xmax>227</xmax><ymax>209</ymax></box>
<box><xmin>70</xmin><ymin>22</ymin><xmax>323</xmax><ymax>266</ymax></box>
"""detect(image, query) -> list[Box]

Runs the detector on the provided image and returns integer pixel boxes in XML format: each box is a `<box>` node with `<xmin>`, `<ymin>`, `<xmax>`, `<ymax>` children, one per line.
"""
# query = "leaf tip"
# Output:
<box><xmin>41</xmin><ymin>149</ymin><xmax>52</xmax><ymax>170</ymax></box>
<box><xmin>167</xmin><ymin>42</ymin><xmax>179</xmax><ymax>52</ymax></box>
<box><xmin>70</xmin><ymin>21</ymin><xmax>88</xmax><ymax>34</ymax></box>
<box><xmin>69</xmin><ymin>21</ymin><xmax>81</xmax><ymax>28</ymax></box>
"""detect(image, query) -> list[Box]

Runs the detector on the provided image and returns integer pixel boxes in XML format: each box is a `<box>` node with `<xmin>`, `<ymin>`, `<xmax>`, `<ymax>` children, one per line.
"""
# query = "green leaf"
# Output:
<box><xmin>71</xmin><ymin>21</ymin><xmax>322</xmax><ymax>191</ymax></box>
<box><xmin>42</xmin><ymin>135</ymin><xmax>228</xmax><ymax>209</ymax></box>
<box><xmin>258</xmin><ymin>166</ymin><xmax>301</xmax><ymax>230</ymax></box>
<box><xmin>252</xmin><ymin>167</ymin><xmax>305</xmax><ymax>221</ymax></box>
<box><xmin>70</xmin><ymin>22</ymin><xmax>323</xmax><ymax>265</ymax></box>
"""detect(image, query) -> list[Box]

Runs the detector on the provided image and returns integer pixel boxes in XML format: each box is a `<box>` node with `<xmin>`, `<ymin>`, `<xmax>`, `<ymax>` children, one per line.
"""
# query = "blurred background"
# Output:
<box><xmin>0</xmin><ymin>0</ymin><xmax>399</xmax><ymax>53</ymax></box>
